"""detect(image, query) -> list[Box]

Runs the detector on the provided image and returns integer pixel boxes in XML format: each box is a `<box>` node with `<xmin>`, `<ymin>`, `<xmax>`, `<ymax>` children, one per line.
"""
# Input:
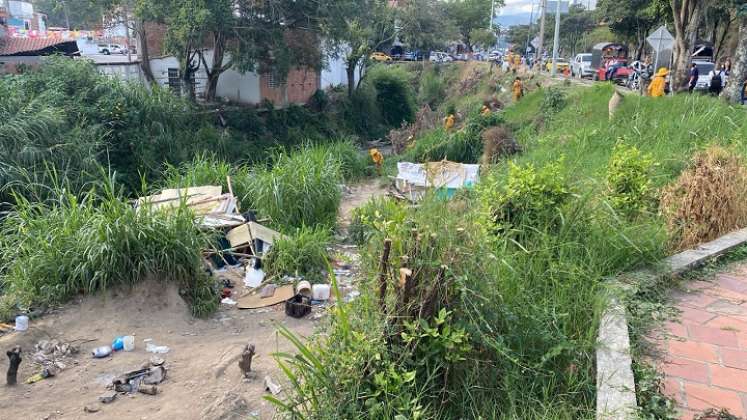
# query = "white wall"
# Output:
<box><xmin>97</xmin><ymin>62</ymin><xmax>142</xmax><ymax>83</ymax></box>
<box><xmin>321</xmin><ymin>45</ymin><xmax>361</xmax><ymax>89</ymax></box>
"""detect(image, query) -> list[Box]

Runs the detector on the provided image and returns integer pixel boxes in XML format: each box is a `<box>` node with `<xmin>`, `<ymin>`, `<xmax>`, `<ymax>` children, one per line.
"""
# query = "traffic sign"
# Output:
<box><xmin>646</xmin><ymin>26</ymin><xmax>674</xmax><ymax>51</ymax></box>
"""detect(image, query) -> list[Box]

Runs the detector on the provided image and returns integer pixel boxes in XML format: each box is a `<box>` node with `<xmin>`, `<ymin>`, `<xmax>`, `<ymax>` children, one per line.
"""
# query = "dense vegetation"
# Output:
<box><xmin>273</xmin><ymin>72</ymin><xmax>747</xmax><ymax>419</ymax></box>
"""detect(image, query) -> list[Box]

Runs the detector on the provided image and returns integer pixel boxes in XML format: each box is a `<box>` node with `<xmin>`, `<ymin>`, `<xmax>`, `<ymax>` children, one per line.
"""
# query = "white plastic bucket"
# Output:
<box><xmin>123</xmin><ymin>335</ymin><xmax>135</xmax><ymax>351</ymax></box>
<box><xmin>14</xmin><ymin>315</ymin><xmax>29</xmax><ymax>332</ymax></box>
<box><xmin>296</xmin><ymin>281</ymin><xmax>312</xmax><ymax>297</ymax></box>
<box><xmin>312</xmin><ymin>284</ymin><xmax>331</xmax><ymax>301</ymax></box>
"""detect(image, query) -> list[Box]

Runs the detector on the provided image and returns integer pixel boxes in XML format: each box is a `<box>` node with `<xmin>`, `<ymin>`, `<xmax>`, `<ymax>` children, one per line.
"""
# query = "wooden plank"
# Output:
<box><xmin>226</xmin><ymin>222</ymin><xmax>285</xmax><ymax>248</ymax></box>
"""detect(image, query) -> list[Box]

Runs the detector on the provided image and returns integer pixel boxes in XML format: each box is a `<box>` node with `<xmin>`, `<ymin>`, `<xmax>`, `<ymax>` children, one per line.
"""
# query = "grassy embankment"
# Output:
<box><xmin>272</xmin><ymin>77</ymin><xmax>747</xmax><ymax>419</ymax></box>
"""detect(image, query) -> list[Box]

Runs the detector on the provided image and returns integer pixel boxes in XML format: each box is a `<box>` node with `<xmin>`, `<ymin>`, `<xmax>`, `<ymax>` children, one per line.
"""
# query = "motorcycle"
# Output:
<box><xmin>627</xmin><ymin>61</ymin><xmax>653</xmax><ymax>92</ymax></box>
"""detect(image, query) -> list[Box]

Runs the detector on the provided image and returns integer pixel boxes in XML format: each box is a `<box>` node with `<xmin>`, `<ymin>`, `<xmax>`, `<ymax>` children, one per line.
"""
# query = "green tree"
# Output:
<box><xmin>34</xmin><ymin>0</ymin><xmax>104</xmax><ymax>29</ymax></box>
<box><xmin>597</xmin><ymin>0</ymin><xmax>668</xmax><ymax>59</ymax></box>
<box><xmin>321</xmin><ymin>0</ymin><xmax>397</xmax><ymax>97</ymax></box>
<box><xmin>398</xmin><ymin>0</ymin><xmax>455</xmax><ymax>53</ymax></box>
<box><xmin>445</xmin><ymin>0</ymin><xmax>503</xmax><ymax>52</ymax></box>
<box><xmin>470</xmin><ymin>28</ymin><xmax>498</xmax><ymax>51</ymax></box>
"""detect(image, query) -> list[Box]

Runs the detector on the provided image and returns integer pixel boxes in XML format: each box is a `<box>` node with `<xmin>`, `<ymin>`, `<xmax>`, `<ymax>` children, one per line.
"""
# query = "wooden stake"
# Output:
<box><xmin>378</xmin><ymin>239</ymin><xmax>392</xmax><ymax>313</ymax></box>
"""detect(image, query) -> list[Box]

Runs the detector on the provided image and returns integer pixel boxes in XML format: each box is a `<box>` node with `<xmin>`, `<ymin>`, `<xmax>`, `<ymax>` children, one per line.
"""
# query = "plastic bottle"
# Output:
<box><xmin>92</xmin><ymin>346</ymin><xmax>112</xmax><ymax>358</ymax></box>
<box><xmin>14</xmin><ymin>315</ymin><xmax>29</xmax><ymax>331</ymax></box>
<box><xmin>112</xmin><ymin>337</ymin><xmax>124</xmax><ymax>351</ymax></box>
<box><xmin>122</xmin><ymin>336</ymin><xmax>135</xmax><ymax>352</ymax></box>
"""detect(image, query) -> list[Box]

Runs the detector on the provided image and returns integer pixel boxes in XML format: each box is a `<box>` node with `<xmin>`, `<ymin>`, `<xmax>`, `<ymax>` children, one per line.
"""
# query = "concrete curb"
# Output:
<box><xmin>595</xmin><ymin>228</ymin><xmax>747</xmax><ymax>420</ymax></box>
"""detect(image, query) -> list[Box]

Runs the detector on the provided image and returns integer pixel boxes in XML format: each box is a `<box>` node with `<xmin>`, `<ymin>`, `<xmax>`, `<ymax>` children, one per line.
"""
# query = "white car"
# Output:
<box><xmin>429</xmin><ymin>52</ymin><xmax>454</xmax><ymax>63</ymax></box>
<box><xmin>488</xmin><ymin>50</ymin><xmax>502</xmax><ymax>62</ymax></box>
<box><xmin>98</xmin><ymin>44</ymin><xmax>127</xmax><ymax>55</ymax></box>
<box><xmin>691</xmin><ymin>61</ymin><xmax>719</xmax><ymax>91</ymax></box>
<box><xmin>571</xmin><ymin>53</ymin><xmax>593</xmax><ymax>78</ymax></box>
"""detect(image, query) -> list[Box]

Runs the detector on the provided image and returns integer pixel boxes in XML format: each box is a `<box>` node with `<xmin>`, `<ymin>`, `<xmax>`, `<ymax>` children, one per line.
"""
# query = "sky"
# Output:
<box><xmin>498</xmin><ymin>0</ymin><xmax>597</xmax><ymax>16</ymax></box>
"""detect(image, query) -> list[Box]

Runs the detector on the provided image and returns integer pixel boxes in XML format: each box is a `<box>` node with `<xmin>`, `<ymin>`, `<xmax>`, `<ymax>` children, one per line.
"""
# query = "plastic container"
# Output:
<box><xmin>312</xmin><ymin>284</ymin><xmax>331</xmax><ymax>301</ymax></box>
<box><xmin>92</xmin><ymin>346</ymin><xmax>112</xmax><ymax>358</ymax></box>
<box><xmin>112</xmin><ymin>336</ymin><xmax>124</xmax><ymax>351</ymax></box>
<box><xmin>14</xmin><ymin>315</ymin><xmax>29</xmax><ymax>332</ymax></box>
<box><xmin>122</xmin><ymin>335</ymin><xmax>135</xmax><ymax>352</ymax></box>
<box><xmin>296</xmin><ymin>280</ymin><xmax>312</xmax><ymax>297</ymax></box>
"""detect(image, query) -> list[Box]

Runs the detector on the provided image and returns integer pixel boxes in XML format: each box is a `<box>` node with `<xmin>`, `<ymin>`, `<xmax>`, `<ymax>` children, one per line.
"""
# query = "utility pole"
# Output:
<box><xmin>489</xmin><ymin>0</ymin><xmax>495</xmax><ymax>30</ymax></box>
<box><xmin>536</xmin><ymin>0</ymin><xmax>547</xmax><ymax>70</ymax></box>
<box><xmin>61</xmin><ymin>0</ymin><xmax>71</xmax><ymax>29</ymax></box>
<box><xmin>551</xmin><ymin>0</ymin><xmax>562</xmax><ymax>76</ymax></box>
<box><xmin>525</xmin><ymin>1</ymin><xmax>536</xmax><ymax>57</ymax></box>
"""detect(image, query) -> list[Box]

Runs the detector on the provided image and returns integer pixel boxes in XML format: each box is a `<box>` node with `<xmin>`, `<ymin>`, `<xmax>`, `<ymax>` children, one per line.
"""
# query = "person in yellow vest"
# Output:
<box><xmin>513</xmin><ymin>54</ymin><xmax>521</xmax><ymax>69</ymax></box>
<box><xmin>647</xmin><ymin>67</ymin><xmax>668</xmax><ymax>98</ymax></box>
<box><xmin>369</xmin><ymin>148</ymin><xmax>384</xmax><ymax>175</ymax></box>
<box><xmin>444</xmin><ymin>114</ymin><xmax>455</xmax><ymax>131</ymax></box>
<box><xmin>481</xmin><ymin>104</ymin><xmax>491</xmax><ymax>116</ymax></box>
<box><xmin>512</xmin><ymin>77</ymin><xmax>524</xmax><ymax>102</ymax></box>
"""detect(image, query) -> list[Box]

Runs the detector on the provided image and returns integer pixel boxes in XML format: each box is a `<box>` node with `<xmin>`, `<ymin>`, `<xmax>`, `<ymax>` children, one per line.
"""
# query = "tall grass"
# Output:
<box><xmin>0</xmin><ymin>174</ymin><xmax>217</xmax><ymax>319</ymax></box>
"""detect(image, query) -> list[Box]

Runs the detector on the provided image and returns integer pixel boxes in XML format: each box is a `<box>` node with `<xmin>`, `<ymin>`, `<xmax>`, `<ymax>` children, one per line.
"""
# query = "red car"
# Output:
<box><xmin>591</xmin><ymin>43</ymin><xmax>632</xmax><ymax>83</ymax></box>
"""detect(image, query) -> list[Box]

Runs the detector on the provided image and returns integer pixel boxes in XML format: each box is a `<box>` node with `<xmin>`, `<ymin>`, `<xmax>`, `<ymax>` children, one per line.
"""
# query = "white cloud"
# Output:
<box><xmin>498</xmin><ymin>0</ymin><xmax>536</xmax><ymax>15</ymax></box>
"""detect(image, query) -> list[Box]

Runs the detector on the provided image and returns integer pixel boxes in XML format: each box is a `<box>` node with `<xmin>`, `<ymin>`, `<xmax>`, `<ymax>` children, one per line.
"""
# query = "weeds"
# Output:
<box><xmin>0</xmin><ymin>174</ymin><xmax>217</xmax><ymax>319</ymax></box>
<box><xmin>264</xmin><ymin>226</ymin><xmax>331</xmax><ymax>283</ymax></box>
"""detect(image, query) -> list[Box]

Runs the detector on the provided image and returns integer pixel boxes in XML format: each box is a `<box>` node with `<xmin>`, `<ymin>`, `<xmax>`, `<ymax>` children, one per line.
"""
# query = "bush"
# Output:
<box><xmin>309</xmin><ymin>140</ymin><xmax>370</xmax><ymax>181</ymax></box>
<box><xmin>243</xmin><ymin>146</ymin><xmax>342</xmax><ymax>231</ymax></box>
<box><xmin>660</xmin><ymin>146</ymin><xmax>747</xmax><ymax>251</ymax></box>
<box><xmin>540</xmin><ymin>87</ymin><xmax>567</xmax><ymax>118</ymax></box>
<box><xmin>482</xmin><ymin>160</ymin><xmax>571</xmax><ymax>230</ymax></box>
<box><xmin>264</xmin><ymin>226</ymin><xmax>331</xmax><ymax>283</ymax></box>
<box><xmin>481</xmin><ymin>126</ymin><xmax>520</xmax><ymax>164</ymax></box>
<box><xmin>418</xmin><ymin>66</ymin><xmax>446</xmax><ymax>108</ymax></box>
<box><xmin>606</xmin><ymin>143</ymin><xmax>657</xmax><ymax>217</ymax></box>
<box><xmin>0</xmin><ymin>177</ymin><xmax>217</xmax><ymax>319</ymax></box>
<box><xmin>348</xmin><ymin>197</ymin><xmax>408</xmax><ymax>245</ymax></box>
<box><xmin>365</xmin><ymin>65</ymin><xmax>416</xmax><ymax>128</ymax></box>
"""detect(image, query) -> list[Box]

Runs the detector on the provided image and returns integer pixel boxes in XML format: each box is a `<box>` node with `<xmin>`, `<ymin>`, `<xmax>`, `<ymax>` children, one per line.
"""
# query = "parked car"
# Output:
<box><xmin>545</xmin><ymin>58</ymin><xmax>570</xmax><ymax>72</ymax></box>
<box><xmin>429</xmin><ymin>52</ymin><xmax>453</xmax><ymax>63</ymax></box>
<box><xmin>370</xmin><ymin>52</ymin><xmax>392</xmax><ymax>62</ymax></box>
<box><xmin>488</xmin><ymin>50</ymin><xmax>502</xmax><ymax>62</ymax></box>
<box><xmin>98</xmin><ymin>44</ymin><xmax>127</xmax><ymax>55</ymax></box>
<box><xmin>590</xmin><ymin>42</ymin><xmax>632</xmax><ymax>83</ymax></box>
<box><xmin>403</xmin><ymin>51</ymin><xmax>424</xmax><ymax>61</ymax></box>
<box><xmin>454</xmin><ymin>53</ymin><xmax>468</xmax><ymax>61</ymax></box>
<box><xmin>571</xmin><ymin>53</ymin><xmax>593</xmax><ymax>78</ymax></box>
<box><xmin>691</xmin><ymin>60</ymin><xmax>716</xmax><ymax>91</ymax></box>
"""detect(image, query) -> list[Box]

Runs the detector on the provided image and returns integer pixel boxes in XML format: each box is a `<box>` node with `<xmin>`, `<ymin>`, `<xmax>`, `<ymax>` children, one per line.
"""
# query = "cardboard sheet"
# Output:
<box><xmin>236</xmin><ymin>285</ymin><xmax>295</xmax><ymax>309</ymax></box>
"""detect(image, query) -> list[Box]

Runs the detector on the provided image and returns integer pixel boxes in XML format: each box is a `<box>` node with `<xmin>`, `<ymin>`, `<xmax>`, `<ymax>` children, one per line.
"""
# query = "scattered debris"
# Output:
<box><xmin>237</xmin><ymin>284</ymin><xmax>295</xmax><ymax>310</ymax></box>
<box><xmin>138</xmin><ymin>385</ymin><xmax>159</xmax><ymax>395</ymax></box>
<box><xmin>296</xmin><ymin>280</ymin><xmax>312</xmax><ymax>298</ymax></box>
<box><xmin>226</xmin><ymin>222</ymin><xmax>285</xmax><ymax>254</ymax></box>
<box><xmin>238</xmin><ymin>344</ymin><xmax>256</xmax><ymax>378</ymax></box>
<box><xmin>137</xmin><ymin>186</ymin><xmax>245</xmax><ymax>229</ymax></box>
<box><xmin>149</xmin><ymin>356</ymin><xmax>165</xmax><ymax>366</ymax></box>
<box><xmin>144</xmin><ymin>339</ymin><xmax>170</xmax><ymax>354</ymax></box>
<box><xmin>244</xmin><ymin>257</ymin><xmax>265</xmax><ymax>288</ymax></box>
<box><xmin>395</xmin><ymin>161</ymin><xmax>480</xmax><ymax>201</ymax></box>
<box><xmin>264</xmin><ymin>375</ymin><xmax>282</xmax><ymax>395</ymax></box>
<box><xmin>83</xmin><ymin>404</ymin><xmax>100</xmax><ymax>413</ymax></box>
<box><xmin>312</xmin><ymin>284</ymin><xmax>331</xmax><ymax>301</ymax></box>
<box><xmin>285</xmin><ymin>294</ymin><xmax>311</xmax><ymax>318</ymax></box>
<box><xmin>92</xmin><ymin>346</ymin><xmax>112</xmax><ymax>358</ymax></box>
<box><xmin>14</xmin><ymin>315</ymin><xmax>29</xmax><ymax>332</ymax></box>
<box><xmin>6</xmin><ymin>346</ymin><xmax>21</xmax><ymax>386</ymax></box>
<box><xmin>98</xmin><ymin>391</ymin><xmax>117</xmax><ymax>404</ymax></box>
<box><xmin>221</xmin><ymin>297</ymin><xmax>237</xmax><ymax>305</ymax></box>
<box><xmin>26</xmin><ymin>366</ymin><xmax>57</xmax><ymax>384</ymax></box>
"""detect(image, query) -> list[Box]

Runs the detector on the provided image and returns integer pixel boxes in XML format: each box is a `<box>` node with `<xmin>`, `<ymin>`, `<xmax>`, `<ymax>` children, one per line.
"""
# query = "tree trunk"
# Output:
<box><xmin>134</xmin><ymin>19</ymin><xmax>156</xmax><ymax>86</ymax></box>
<box><xmin>204</xmin><ymin>32</ymin><xmax>228</xmax><ymax>103</ymax></box>
<box><xmin>346</xmin><ymin>59</ymin><xmax>357</xmax><ymax>98</ymax></box>
<box><xmin>670</xmin><ymin>0</ymin><xmax>703</xmax><ymax>90</ymax></box>
<box><xmin>724</xmin><ymin>16</ymin><xmax>747</xmax><ymax>103</ymax></box>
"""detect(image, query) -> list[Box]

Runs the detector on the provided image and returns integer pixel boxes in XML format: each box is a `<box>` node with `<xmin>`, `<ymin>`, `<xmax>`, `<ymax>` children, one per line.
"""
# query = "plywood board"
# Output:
<box><xmin>236</xmin><ymin>285</ymin><xmax>294</xmax><ymax>309</ymax></box>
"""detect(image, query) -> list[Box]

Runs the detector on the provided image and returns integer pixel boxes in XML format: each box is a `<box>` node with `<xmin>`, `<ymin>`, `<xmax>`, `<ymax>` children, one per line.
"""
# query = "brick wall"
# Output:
<box><xmin>144</xmin><ymin>22</ymin><xmax>167</xmax><ymax>57</ymax></box>
<box><xmin>260</xmin><ymin>67</ymin><xmax>319</xmax><ymax>106</ymax></box>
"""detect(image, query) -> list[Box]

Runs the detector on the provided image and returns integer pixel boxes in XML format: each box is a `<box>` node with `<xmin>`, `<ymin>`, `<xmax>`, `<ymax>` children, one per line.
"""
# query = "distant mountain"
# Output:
<box><xmin>494</xmin><ymin>13</ymin><xmax>537</xmax><ymax>28</ymax></box>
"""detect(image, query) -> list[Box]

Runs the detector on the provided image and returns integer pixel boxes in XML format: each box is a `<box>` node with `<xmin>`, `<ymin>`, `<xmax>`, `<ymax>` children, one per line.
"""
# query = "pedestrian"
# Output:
<box><xmin>369</xmin><ymin>148</ymin><xmax>384</xmax><ymax>175</ymax></box>
<box><xmin>708</xmin><ymin>66</ymin><xmax>726</xmax><ymax>96</ymax></box>
<box><xmin>512</xmin><ymin>77</ymin><xmax>524</xmax><ymax>102</ymax></box>
<box><xmin>647</xmin><ymin>67</ymin><xmax>668</xmax><ymax>98</ymax></box>
<box><xmin>724</xmin><ymin>57</ymin><xmax>732</xmax><ymax>76</ymax></box>
<box><xmin>444</xmin><ymin>114</ymin><xmax>455</xmax><ymax>131</ymax></box>
<box><xmin>688</xmin><ymin>63</ymin><xmax>699</xmax><ymax>92</ymax></box>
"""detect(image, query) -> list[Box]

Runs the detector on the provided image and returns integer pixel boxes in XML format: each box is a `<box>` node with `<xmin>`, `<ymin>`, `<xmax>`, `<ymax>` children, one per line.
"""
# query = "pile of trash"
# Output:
<box><xmin>25</xmin><ymin>339</ymin><xmax>80</xmax><ymax>384</ymax></box>
<box><xmin>137</xmin><ymin>185</ymin><xmax>245</xmax><ymax>229</ymax></box>
<box><xmin>393</xmin><ymin>161</ymin><xmax>480</xmax><ymax>202</ymax></box>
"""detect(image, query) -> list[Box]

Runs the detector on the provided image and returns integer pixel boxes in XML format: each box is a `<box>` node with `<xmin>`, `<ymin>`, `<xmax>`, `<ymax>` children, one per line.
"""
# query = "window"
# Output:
<box><xmin>167</xmin><ymin>68</ymin><xmax>181</xmax><ymax>94</ymax></box>
<box><xmin>264</xmin><ymin>71</ymin><xmax>285</xmax><ymax>89</ymax></box>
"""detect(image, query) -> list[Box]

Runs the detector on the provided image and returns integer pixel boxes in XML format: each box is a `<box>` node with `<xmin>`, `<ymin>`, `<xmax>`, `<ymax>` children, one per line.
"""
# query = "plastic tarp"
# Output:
<box><xmin>396</xmin><ymin>162</ymin><xmax>479</xmax><ymax>189</ymax></box>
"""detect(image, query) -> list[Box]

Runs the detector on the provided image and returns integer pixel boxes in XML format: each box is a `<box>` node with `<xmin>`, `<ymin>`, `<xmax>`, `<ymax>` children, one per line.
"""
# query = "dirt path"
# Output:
<box><xmin>652</xmin><ymin>262</ymin><xmax>747</xmax><ymax>419</ymax></box>
<box><xmin>0</xmin><ymin>276</ymin><xmax>316</xmax><ymax>420</ymax></box>
<box><xmin>338</xmin><ymin>178</ymin><xmax>390</xmax><ymax>228</ymax></box>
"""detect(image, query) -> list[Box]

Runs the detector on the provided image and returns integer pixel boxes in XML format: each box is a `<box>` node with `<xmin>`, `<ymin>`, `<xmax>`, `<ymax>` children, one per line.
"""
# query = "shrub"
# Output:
<box><xmin>540</xmin><ymin>87</ymin><xmax>567</xmax><ymax>118</ymax></box>
<box><xmin>483</xmin><ymin>160</ymin><xmax>571</xmax><ymax>230</ymax></box>
<box><xmin>365</xmin><ymin>65</ymin><xmax>416</xmax><ymax>128</ymax></box>
<box><xmin>660</xmin><ymin>146</ymin><xmax>747</xmax><ymax>251</ymax></box>
<box><xmin>0</xmin><ymin>177</ymin><xmax>217</xmax><ymax>319</ymax></box>
<box><xmin>481</xmin><ymin>126</ymin><xmax>520</xmax><ymax>164</ymax></box>
<box><xmin>606</xmin><ymin>143</ymin><xmax>657</xmax><ymax>217</ymax></box>
<box><xmin>264</xmin><ymin>226</ymin><xmax>331</xmax><ymax>283</ymax></box>
<box><xmin>309</xmin><ymin>140</ymin><xmax>370</xmax><ymax>181</ymax></box>
<box><xmin>348</xmin><ymin>197</ymin><xmax>408</xmax><ymax>245</ymax></box>
<box><xmin>418</xmin><ymin>66</ymin><xmax>446</xmax><ymax>108</ymax></box>
<box><xmin>243</xmin><ymin>146</ymin><xmax>342</xmax><ymax>231</ymax></box>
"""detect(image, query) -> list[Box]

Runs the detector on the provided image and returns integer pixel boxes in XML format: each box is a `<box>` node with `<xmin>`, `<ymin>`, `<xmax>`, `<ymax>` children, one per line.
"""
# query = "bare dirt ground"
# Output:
<box><xmin>0</xmin><ymin>178</ymin><xmax>388</xmax><ymax>420</ymax></box>
<box><xmin>0</xmin><ymin>275</ymin><xmax>317</xmax><ymax>420</ymax></box>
